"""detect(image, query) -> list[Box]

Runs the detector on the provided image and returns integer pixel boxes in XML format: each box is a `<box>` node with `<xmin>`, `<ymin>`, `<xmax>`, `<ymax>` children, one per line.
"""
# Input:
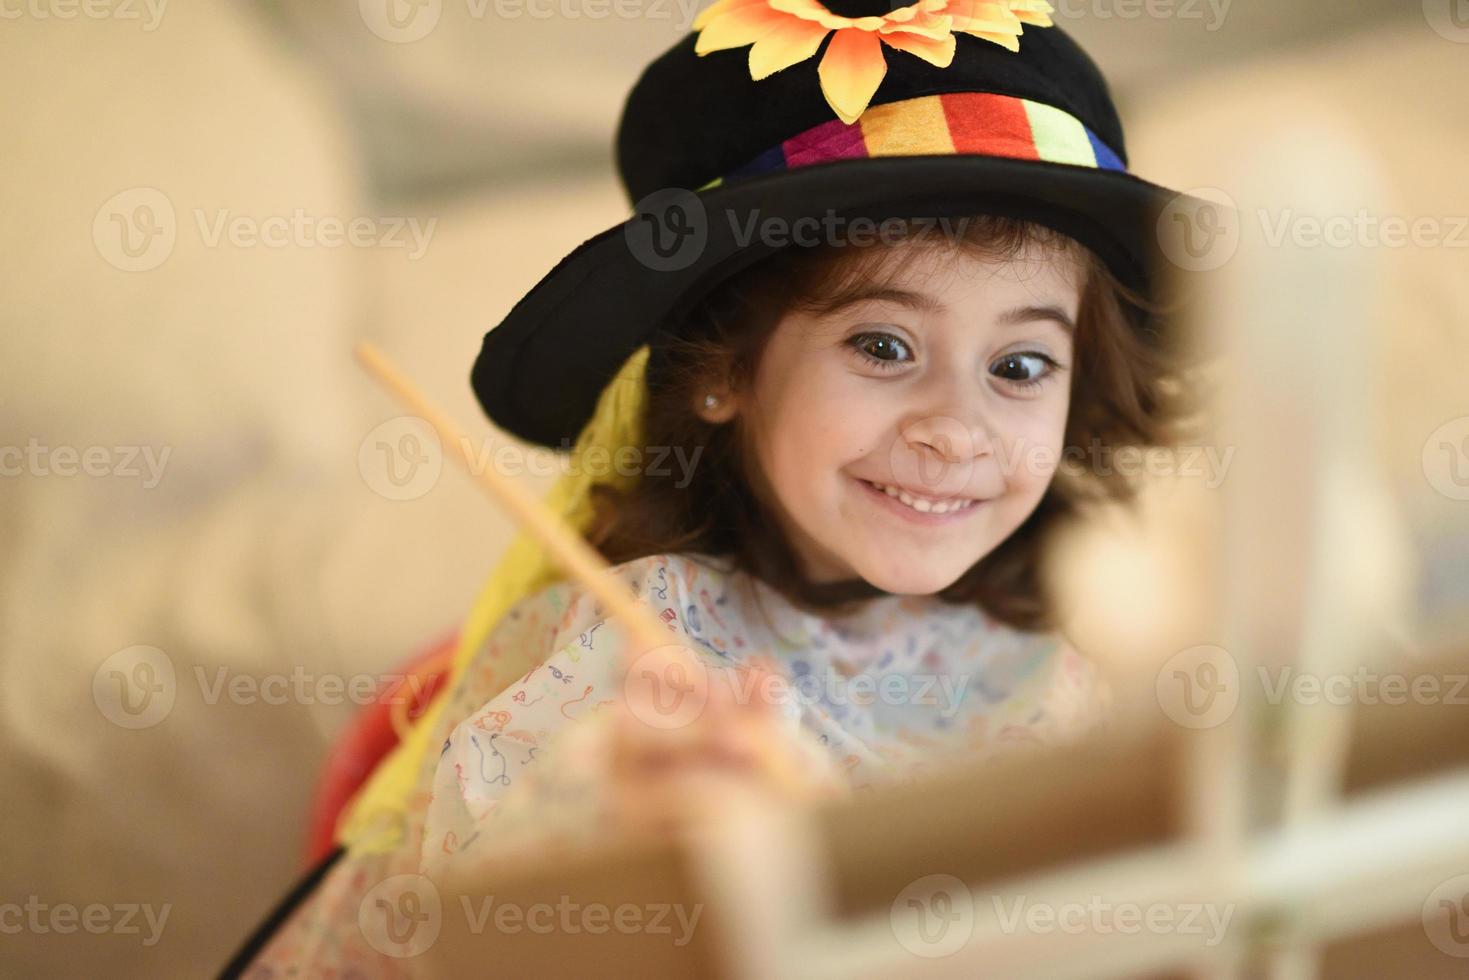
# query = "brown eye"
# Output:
<box><xmin>990</xmin><ymin>351</ymin><xmax>1061</xmax><ymax>390</ymax></box>
<box><xmin>847</xmin><ymin>331</ymin><xmax>912</xmax><ymax>370</ymax></box>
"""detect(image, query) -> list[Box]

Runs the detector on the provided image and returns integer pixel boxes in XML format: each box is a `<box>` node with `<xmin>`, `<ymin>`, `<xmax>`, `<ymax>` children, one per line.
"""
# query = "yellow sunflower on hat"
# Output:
<box><xmin>693</xmin><ymin>0</ymin><xmax>1054</xmax><ymax>125</ymax></box>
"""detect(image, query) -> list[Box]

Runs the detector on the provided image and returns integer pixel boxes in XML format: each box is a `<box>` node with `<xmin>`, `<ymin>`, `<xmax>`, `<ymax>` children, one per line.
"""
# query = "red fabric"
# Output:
<box><xmin>941</xmin><ymin>91</ymin><xmax>1039</xmax><ymax>160</ymax></box>
<box><xmin>302</xmin><ymin>630</ymin><xmax>457</xmax><ymax>868</ymax></box>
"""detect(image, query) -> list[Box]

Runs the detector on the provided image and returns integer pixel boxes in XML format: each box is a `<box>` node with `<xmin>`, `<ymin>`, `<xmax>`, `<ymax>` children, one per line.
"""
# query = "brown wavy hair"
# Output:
<box><xmin>583</xmin><ymin>215</ymin><xmax>1206</xmax><ymax>632</ymax></box>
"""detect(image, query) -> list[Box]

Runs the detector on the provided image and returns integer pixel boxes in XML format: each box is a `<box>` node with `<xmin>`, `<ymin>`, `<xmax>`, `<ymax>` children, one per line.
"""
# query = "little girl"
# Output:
<box><xmin>229</xmin><ymin>3</ymin><xmax>1201</xmax><ymax>974</ymax></box>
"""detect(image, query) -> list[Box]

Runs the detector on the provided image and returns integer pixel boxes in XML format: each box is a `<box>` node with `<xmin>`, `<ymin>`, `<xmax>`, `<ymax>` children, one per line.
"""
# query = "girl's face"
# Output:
<box><xmin>711</xmin><ymin>240</ymin><xmax>1083</xmax><ymax>596</ymax></box>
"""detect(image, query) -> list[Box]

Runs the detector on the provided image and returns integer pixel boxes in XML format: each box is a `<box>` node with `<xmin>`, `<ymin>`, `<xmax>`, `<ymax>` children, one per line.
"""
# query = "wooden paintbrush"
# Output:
<box><xmin>351</xmin><ymin>340</ymin><xmax>815</xmax><ymax>801</ymax></box>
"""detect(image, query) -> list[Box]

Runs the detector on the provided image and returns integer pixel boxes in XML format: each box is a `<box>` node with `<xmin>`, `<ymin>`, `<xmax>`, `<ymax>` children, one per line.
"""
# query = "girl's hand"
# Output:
<box><xmin>608</xmin><ymin>646</ymin><xmax>841</xmax><ymax>836</ymax></box>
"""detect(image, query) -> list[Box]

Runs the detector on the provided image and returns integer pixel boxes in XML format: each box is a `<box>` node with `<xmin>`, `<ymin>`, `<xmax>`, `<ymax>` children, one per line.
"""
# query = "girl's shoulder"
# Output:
<box><xmin>489</xmin><ymin>550</ymin><xmax>741</xmax><ymax>651</ymax></box>
<box><xmin>536</xmin><ymin>549</ymin><xmax>734</xmax><ymax>608</ymax></box>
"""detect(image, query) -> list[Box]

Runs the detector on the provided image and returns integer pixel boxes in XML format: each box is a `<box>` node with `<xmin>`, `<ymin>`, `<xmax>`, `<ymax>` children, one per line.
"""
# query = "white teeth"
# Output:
<box><xmin>869</xmin><ymin>481</ymin><xmax>977</xmax><ymax>515</ymax></box>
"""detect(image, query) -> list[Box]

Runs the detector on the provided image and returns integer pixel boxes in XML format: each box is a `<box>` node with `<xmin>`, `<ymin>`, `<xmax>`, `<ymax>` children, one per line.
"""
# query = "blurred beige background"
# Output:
<box><xmin>1</xmin><ymin>1</ymin><xmax>1465</xmax><ymax>975</ymax></box>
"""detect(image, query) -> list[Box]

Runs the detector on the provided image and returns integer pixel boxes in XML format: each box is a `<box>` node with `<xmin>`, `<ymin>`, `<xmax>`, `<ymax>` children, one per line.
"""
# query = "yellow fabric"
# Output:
<box><xmin>336</xmin><ymin>344</ymin><xmax>653</xmax><ymax>855</ymax></box>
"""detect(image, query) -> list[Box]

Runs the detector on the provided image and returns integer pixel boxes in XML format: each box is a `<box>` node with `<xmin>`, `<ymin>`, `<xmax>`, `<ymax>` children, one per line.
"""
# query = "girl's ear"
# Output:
<box><xmin>693</xmin><ymin>388</ymin><xmax>738</xmax><ymax>424</ymax></box>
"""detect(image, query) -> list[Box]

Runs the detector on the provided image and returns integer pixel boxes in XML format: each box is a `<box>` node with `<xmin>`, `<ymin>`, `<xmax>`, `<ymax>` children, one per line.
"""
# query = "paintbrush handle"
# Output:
<box><xmin>353</xmin><ymin>341</ymin><xmax>819</xmax><ymax>802</ymax></box>
<box><xmin>353</xmin><ymin>341</ymin><xmax>674</xmax><ymax>665</ymax></box>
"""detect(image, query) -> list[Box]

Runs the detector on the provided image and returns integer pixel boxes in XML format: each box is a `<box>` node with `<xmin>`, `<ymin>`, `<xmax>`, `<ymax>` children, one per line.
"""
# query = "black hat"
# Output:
<box><xmin>473</xmin><ymin>1</ymin><xmax>1195</xmax><ymax>449</ymax></box>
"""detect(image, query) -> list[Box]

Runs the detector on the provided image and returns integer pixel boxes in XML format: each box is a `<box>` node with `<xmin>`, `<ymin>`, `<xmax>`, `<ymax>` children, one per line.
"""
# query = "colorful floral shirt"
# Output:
<box><xmin>243</xmin><ymin>551</ymin><xmax>1110</xmax><ymax>976</ymax></box>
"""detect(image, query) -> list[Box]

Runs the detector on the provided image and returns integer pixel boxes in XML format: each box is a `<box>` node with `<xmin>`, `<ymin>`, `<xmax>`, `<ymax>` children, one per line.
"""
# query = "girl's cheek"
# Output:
<box><xmin>995</xmin><ymin>407</ymin><xmax>1068</xmax><ymax>489</ymax></box>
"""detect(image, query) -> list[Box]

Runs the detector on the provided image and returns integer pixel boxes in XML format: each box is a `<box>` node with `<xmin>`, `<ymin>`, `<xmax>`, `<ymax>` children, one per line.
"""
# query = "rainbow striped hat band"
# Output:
<box><xmin>697</xmin><ymin>92</ymin><xmax>1126</xmax><ymax>193</ymax></box>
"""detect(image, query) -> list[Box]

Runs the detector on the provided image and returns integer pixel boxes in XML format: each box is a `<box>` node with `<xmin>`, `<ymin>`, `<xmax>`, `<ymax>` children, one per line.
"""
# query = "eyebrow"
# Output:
<box><xmin>814</xmin><ymin>285</ymin><xmax>1076</xmax><ymax>333</ymax></box>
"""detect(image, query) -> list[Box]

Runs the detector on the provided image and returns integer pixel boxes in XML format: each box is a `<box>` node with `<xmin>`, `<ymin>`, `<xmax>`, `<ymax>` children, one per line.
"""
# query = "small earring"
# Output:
<box><xmin>704</xmin><ymin>394</ymin><xmax>719</xmax><ymax>409</ymax></box>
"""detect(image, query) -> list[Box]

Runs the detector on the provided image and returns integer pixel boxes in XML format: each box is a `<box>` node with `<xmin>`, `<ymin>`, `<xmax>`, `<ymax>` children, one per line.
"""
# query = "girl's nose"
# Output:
<box><xmin>902</xmin><ymin>414</ymin><xmax>984</xmax><ymax>463</ymax></box>
<box><xmin>900</xmin><ymin>391</ymin><xmax>995</xmax><ymax>463</ymax></box>
<box><xmin>894</xmin><ymin>410</ymin><xmax>995</xmax><ymax>498</ymax></box>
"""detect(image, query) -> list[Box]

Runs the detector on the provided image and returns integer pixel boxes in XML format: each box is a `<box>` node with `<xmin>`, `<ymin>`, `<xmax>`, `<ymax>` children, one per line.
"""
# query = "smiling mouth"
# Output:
<box><xmin>858</xmin><ymin>479</ymin><xmax>983</xmax><ymax>516</ymax></box>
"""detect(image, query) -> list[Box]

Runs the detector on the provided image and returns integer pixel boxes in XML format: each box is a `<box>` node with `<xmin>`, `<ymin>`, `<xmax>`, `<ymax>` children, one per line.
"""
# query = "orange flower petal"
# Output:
<box><xmin>879</xmin><ymin>29</ymin><xmax>955</xmax><ymax>68</ymax></box>
<box><xmin>818</xmin><ymin>28</ymin><xmax>888</xmax><ymax>125</ymax></box>
<box><xmin>879</xmin><ymin>9</ymin><xmax>954</xmax><ymax>39</ymax></box>
<box><xmin>692</xmin><ymin>0</ymin><xmax>764</xmax><ymax>31</ymax></box>
<box><xmin>749</xmin><ymin>17</ymin><xmax>831</xmax><ymax>79</ymax></box>
<box><xmin>769</xmin><ymin>0</ymin><xmax>858</xmax><ymax>29</ymax></box>
<box><xmin>947</xmin><ymin>0</ymin><xmax>1021</xmax><ymax>33</ymax></box>
<box><xmin>696</xmin><ymin>3</ymin><xmax>791</xmax><ymax>54</ymax></box>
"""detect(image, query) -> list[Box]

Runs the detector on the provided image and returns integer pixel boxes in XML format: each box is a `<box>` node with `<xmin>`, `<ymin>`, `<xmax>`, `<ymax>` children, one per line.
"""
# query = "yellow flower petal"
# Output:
<box><xmin>878</xmin><ymin>9</ymin><xmax>953</xmax><ymax>39</ymax></box>
<box><xmin>748</xmin><ymin>17</ymin><xmax>831</xmax><ymax>79</ymax></box>
<box><xmin>958</xmin><ymin>27</ymin><xmax>1021</xmax><ymax>51</ymax></box>
<box><xmin>879</xmin><ymin>29</ymin><xmax>955</xmax><ymax>68</ymax></box>
<box><xmin>695</xmin><ymin>2</ymin><xmax>790</xmax><ymax>54</ymax></box>
<box><xmin>1009</xmin><ymin>0</ymin><xmax>1053</xmax><ymax>22</ymax></box>
<box><xmin>818</xmin><ymin>28</ymin><xmax>888</xmax><ymax>124</ymax></box>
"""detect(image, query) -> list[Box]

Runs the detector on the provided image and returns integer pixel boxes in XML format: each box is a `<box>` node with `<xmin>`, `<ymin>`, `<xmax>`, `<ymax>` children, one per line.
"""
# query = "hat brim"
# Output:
<box><xmin>472</xmin><ymin>154</ymin><xmax>1192</xmax><ymax>449</ymax></box>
